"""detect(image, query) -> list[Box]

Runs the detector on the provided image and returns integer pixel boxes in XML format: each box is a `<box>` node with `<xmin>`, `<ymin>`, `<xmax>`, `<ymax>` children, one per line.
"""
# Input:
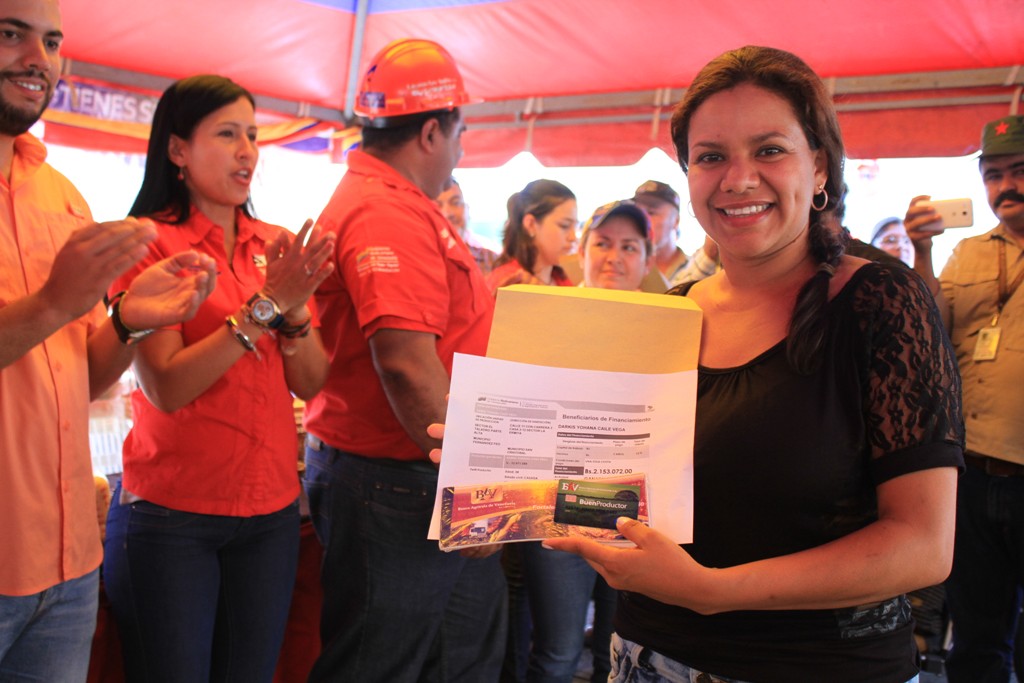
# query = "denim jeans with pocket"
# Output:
<box><xmin>303</xmin><ymin>440</ymin><xmax>507</xmax><ymax>683</ymax></box>
<box><xmin>103</xmin><ymin>483</ymin><xmax>300</xmax><ymax>683</ymax></box>
<box><xmin>521</xmin><ymin>541</ymin><xmax>615</xmax><ymax>682</ymax></box>
<box><xmin>0</xmin><ymin>567</ymin><xmax>98</xmax><ymax>682</ymax></box>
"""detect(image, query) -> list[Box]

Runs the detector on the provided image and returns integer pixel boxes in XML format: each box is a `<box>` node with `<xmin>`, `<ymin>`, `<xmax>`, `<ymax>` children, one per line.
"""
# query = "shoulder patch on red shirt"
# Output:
<box><xmin>356</xmin><ymin>246</ymin><xmax>400</xmax><ymax>276</ymax></box>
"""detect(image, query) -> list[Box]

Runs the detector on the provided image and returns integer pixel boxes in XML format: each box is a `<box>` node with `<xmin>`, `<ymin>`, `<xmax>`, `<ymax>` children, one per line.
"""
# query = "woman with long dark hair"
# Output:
<box><xmin>487</xmin><ymin>179</ymin><xmax>578</xmax><ymax>291</ymax></box>
<box><xmin>103</xmin><ymin>74</ymin><xmax>334</xmax><ymax>682</ymax></box>
<box><xmin>546</xmin><ymin>46</ymin><xmax>964</xmax><ymax>683</ymax></box>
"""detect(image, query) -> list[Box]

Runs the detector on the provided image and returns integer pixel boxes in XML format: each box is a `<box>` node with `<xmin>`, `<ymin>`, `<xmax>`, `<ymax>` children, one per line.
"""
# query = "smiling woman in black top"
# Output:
<box><xmin>546</xmin><ymin>45</ymin><xmax>963</xmax><ymax>683</ymax></box>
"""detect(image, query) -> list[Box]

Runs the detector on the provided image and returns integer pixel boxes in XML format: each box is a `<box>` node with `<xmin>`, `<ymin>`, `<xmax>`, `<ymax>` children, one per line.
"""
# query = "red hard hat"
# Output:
<box><xmin>355</xmin><ymin>38</ymin><xmax>477</xmax><ymax>127</ymax></box>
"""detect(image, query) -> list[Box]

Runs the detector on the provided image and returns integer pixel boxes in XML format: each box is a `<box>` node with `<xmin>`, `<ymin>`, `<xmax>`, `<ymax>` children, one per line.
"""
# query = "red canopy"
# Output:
<box><xmin>57</xmin><ymin>0</ymin><xmax>1024</xmax><ymax>166</ymax></box>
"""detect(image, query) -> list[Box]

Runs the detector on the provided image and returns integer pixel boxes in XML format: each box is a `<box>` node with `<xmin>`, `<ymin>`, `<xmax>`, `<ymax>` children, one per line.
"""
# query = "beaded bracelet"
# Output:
<box><xmin>225</xmin><ymin>315</ymin><xmax>261</xmax><ymax>359</ymax></box>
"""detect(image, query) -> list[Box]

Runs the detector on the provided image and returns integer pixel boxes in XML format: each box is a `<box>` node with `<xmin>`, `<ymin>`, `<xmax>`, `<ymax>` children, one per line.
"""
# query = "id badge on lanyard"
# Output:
<box><xmin>974</xmin><ymin>238</ymin><xmax>1023</xmax><ymax>362</ymax></box>
<box><xmin>973</xmin><ymin>320</ymin><xmax>1001</xmax><ymax>361</ymax></box>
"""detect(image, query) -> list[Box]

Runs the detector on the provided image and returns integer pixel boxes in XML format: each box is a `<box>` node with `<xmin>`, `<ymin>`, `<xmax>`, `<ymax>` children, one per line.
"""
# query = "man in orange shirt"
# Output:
<box><xmin>0</xmin><ymin>1</ymin><xmax>214</xmax><ymax>679</ymax></box>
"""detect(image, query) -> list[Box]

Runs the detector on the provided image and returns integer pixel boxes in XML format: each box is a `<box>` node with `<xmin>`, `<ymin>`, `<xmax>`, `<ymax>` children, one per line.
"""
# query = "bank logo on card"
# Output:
<box><xmin>472</xmin><ymin>485</ymin><xmax>502</xmax><ymax>503</ymax></box>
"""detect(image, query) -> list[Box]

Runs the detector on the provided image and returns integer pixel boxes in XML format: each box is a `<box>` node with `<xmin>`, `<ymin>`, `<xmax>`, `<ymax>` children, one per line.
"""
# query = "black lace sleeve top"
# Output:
<box><xmin>615</xmin><ymin>261</ymin><xmax>964</xmax><ymax>683</ymax></box>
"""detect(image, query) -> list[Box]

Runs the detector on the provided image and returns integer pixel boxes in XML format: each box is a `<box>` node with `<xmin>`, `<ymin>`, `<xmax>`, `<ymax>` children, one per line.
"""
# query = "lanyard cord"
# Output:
<box><xmin>997</xmin><ymin>238</ymin><xmax>1024</xmax><ymax>314</ymax></box>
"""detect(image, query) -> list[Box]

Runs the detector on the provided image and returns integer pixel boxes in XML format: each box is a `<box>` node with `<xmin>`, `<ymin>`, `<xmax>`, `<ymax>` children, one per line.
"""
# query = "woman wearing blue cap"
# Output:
<box><xmin>579</xmin><ymin>200</ymin><xmax>655</xmax><ymax>292</ymax></box>
<box><xmin>519</xmin><ymin>199</ymin><xmax>655</xmax><ymax>683</ymax></box>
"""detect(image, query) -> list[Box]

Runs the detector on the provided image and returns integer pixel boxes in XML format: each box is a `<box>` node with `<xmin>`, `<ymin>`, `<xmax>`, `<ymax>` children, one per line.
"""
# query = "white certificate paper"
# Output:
<box><xmin>429</xmin><ymin>285</ymin><xmax>701</xmax><ymax>549</ymax></box>
<box><xmin>428</xmin><ymin>353</ymin><xmax>696</xmax><ymax>545</ymax></box>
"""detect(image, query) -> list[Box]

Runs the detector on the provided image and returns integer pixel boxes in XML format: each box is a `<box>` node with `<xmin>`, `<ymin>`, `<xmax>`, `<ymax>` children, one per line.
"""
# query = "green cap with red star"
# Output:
<box><xmin>981</xmin><ymin>115</ymin><xmax>1024</xmax><ymax>157</ymax></box>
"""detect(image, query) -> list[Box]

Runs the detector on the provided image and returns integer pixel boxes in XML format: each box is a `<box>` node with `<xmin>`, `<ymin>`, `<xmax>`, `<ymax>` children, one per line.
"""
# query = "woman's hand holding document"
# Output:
<box><xmin>427</xmin><ymin>285</ymin><xmax>702</xmax><ymax>551</ymax></box>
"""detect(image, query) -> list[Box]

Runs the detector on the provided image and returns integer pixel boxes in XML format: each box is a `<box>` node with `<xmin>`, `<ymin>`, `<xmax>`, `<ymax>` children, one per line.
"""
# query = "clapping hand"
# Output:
<box><xmin>262</xmin><ymin>219</ymin><xmax>335</xmax><ymax>316</ymax></box>
<box><xmin>120</xmin><ymin>251</ymin><xmax>218</xmax><ymax>330</ymax></box>
<box><xmin>40</xmin><ymin>218</ymin><xmax>157</xmax><ymax>322</ymax></box>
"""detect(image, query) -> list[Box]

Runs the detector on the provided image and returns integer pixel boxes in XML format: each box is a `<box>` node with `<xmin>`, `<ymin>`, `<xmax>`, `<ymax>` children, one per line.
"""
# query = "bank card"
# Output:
<box><xmin>554</xmin><ymin>479</ymin><xmax>641</xmax><ymax>530</ymax></box>
<box><xmin>438</xmin><ymin>474</ymin><xmax>648</xmax><ymax>550</ymax></box>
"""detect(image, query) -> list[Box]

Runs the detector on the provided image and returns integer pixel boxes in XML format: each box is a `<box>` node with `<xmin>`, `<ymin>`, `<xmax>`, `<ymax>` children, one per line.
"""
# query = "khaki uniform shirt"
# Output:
<box><xmin>940</xmin><ymin>223</ymin><xmax>1024</xmax><ymax>464</ymax></box>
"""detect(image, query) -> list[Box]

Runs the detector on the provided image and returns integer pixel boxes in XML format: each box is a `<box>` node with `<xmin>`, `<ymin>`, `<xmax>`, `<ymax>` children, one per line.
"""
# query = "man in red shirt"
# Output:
<box><xmin>303</xmin><ymin>39</ymin><xmax>505</xmax><ymax>681</ymax></box>
<box><xmin>437</xmin><ymin>175</ymin><xmax>498</xmax><ymax>275</ymax></box>
<box><xmin>0</xmin><ymin>1</ymin><xmax>214</xmax><ymax>680</ymax></box>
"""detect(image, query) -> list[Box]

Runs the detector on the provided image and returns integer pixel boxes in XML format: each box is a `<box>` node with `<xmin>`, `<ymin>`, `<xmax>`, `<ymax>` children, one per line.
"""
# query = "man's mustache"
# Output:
<box><xmin>0</xmin><ymin>68</ymin><xmax>52</xmax><ymax>88</ymax></box>
<box><xmin>994</xmin><ymin>190</ymin><xmax>1024</xmax><ymax>209</ymax></box>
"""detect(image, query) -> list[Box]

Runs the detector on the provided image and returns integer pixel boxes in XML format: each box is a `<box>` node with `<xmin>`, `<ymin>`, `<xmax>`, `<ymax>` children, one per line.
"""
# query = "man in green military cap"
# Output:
<box><xmin>905</xmin><ymin>114</ymin><xmax>1024</xmax><ymax>682</ymax></box>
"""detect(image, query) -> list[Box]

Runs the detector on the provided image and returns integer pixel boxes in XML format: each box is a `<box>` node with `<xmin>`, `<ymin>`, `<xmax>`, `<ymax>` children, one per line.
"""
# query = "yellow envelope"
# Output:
<box><xmin>487</xmin><ymin>285</ymin><xmax>702</xmax><ymax>373</ymax></box>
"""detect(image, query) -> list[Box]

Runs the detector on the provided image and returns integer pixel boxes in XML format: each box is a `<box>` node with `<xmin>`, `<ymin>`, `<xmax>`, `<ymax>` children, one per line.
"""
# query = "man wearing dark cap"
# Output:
<box><xmin>633</xmin><ymin>180</ymin><xmax>718</xmax><ymax>288</ymax></box>
<box><xmin>906</xmin><ymin>115</ymin><xmax>1024</xmax><ymax>683</ymax></box>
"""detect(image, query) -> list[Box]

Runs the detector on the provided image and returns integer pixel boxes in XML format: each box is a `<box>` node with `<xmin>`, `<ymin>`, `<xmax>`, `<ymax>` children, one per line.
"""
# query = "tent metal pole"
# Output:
<box><xmin>466</xmin><ymin>91</ymin><xmax>1024</xmax><ymax>130</ymax></box>
<box><xmin>344</xmin><ymin>0</ymin><xmax>371</xmax><ymax>120</ymax></box>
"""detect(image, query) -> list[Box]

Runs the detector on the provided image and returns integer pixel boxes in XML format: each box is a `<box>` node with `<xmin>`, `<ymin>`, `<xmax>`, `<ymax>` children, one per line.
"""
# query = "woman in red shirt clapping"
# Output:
<box><xmin>103</xmin><ymin>75</ymin><xmax>333</xmax><ymax>683</ymax></box>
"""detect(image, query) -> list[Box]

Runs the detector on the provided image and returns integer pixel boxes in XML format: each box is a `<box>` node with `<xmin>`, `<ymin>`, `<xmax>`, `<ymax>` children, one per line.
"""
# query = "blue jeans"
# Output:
<box><xmin>945</xmin><ymin>463</ymin><xmax>1024</xmax><ymax>683</ymax></box>
<box><xmin>521</xmin><ymin>542</ymin><xmax>615</xmax><ymax>683</ymax></box>
<box><xmin>303</xmin><ymin>439</ymin><xmax>507</xmax><ymax>683</ymax></box>
<box><xmin>608</xmin><ymin>635</ymin><xmax>920</xmax><ymax>683</ymax></box>
<box><xmin>0</xmin><ymin>567</ymin><xmax>98</xmax><ymax>682</ymax></box>
<box><xmin>103</xmin><ymin>483</ymin><xmax>300</xmax><ymax>683</ymax></box>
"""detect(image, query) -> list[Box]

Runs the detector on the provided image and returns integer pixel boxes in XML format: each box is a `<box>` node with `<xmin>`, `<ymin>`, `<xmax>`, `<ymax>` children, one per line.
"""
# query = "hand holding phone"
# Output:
<box><xmin>918</xmin><ymin>198</ymin><xmax>974</xmax><ymax>230</ymax></box>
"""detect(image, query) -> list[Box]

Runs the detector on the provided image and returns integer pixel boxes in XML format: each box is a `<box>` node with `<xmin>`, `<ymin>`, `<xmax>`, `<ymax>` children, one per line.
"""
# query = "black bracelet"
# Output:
<box><xmin>105</xmin><ymin>290</ymin><xmax>123</xmax><ymax>310</ymax></box>
<box><xmin>108</xmin><ymin>291</ymin><xmax>154</xmax><ymax>345</ymax></box>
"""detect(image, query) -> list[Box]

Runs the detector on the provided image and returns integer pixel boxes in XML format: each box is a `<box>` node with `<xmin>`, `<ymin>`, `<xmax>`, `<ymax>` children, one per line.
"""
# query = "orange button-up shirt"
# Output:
<box><xmin>111</xmin><ymin>210</ymin><xmax>301</xmax><ymax>517</ymax></box>
<box><xmin>0</xmin><ymin>134</ymin><xmax>103</xmax><ymax>596</ymax></box>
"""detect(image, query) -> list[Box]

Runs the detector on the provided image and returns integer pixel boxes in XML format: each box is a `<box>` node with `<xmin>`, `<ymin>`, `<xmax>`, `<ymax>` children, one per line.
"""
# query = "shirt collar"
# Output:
<box><xmin>181</xmin><ymin>206</ymin><xmax>276</xmax><ymax>247</ymax></box>
<box><xmin>8</xmin><ymin>133</ymin><xmax>48</xmax><ymax>190</ymax></box>
<box><xmin>346</xmin><ymin>149</ymin><xmax>431</xmax><ymax>200</ymax></box>
<box><xmin>989</xmin><ymin>223</ymin><xmax>1024</xmax><ymax>250</ymax></box>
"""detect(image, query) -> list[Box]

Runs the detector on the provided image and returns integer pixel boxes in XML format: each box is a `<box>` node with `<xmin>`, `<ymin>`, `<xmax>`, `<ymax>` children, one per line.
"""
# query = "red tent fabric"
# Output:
<box><xmin>58</xmin><ymin>0</ymin><xmax>1024</xmax><ymax>166</ymax></box>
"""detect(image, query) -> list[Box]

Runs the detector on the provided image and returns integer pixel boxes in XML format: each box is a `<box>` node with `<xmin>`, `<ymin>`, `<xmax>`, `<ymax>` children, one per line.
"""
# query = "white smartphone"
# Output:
<box><xmin>920</xmin><ymin>198</ymin><xmax>973</xmax><ymax>229</ymax></box>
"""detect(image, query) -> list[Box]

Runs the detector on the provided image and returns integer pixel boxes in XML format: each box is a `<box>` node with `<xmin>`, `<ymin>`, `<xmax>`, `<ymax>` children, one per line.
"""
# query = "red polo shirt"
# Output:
<box><xmin>304</xmin><ymin>150</ymin><xmax>494</xmax><ymax>461</ymax></box>
<box><xmin>111</xmin><ymin>209</ymin><xmax>301</xmax><ymax>516</ymax></box>
<box><xmin>486</xmin><ymin>258</ymin><xmax>574</xmax><ymax>293</ymax></box>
